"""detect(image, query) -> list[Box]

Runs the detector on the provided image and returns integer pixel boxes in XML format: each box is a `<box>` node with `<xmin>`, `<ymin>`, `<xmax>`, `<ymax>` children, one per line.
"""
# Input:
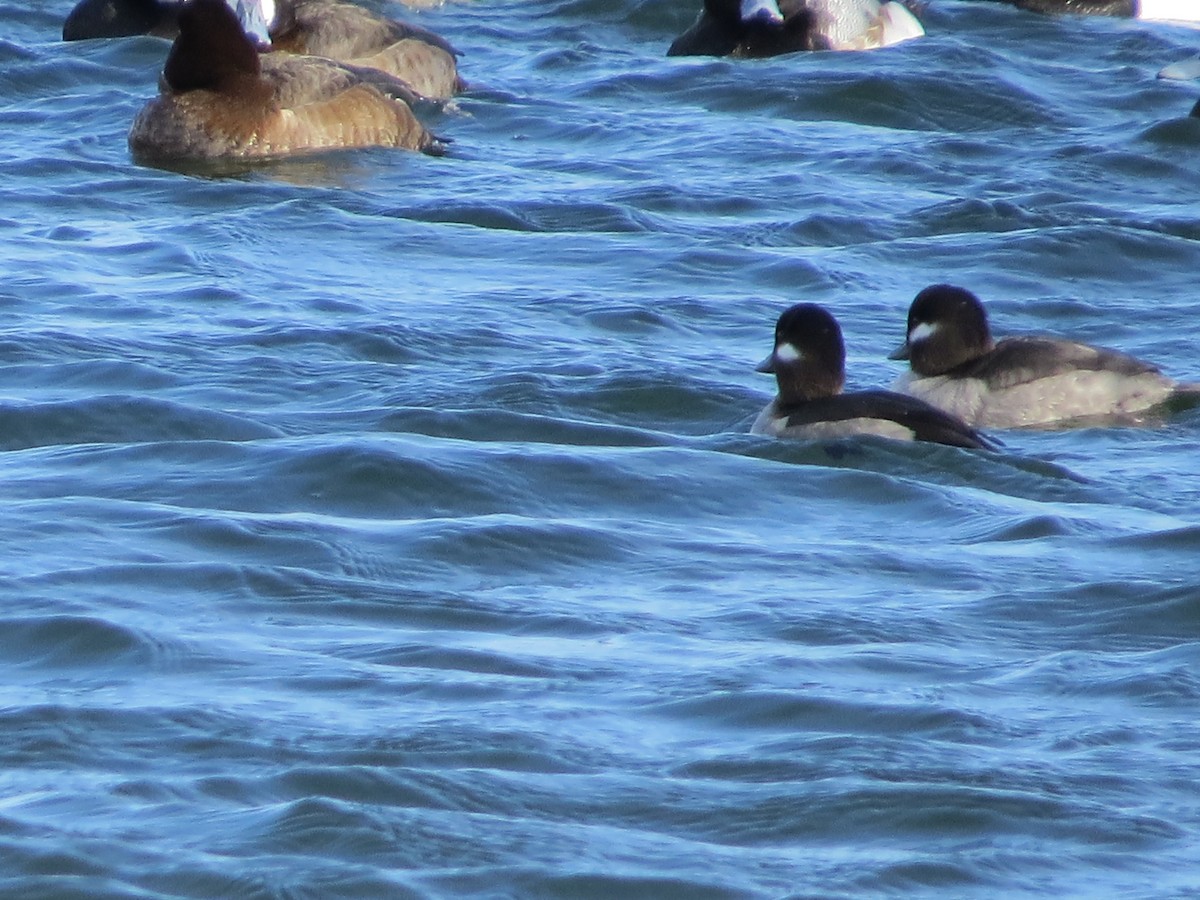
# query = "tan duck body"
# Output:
<box><xmin>270</xmin><ymin>0</ymin><xmax>462</xmax><ymax>99</ymax></box>
<box><xmin>64</xmin><ymin>0</ymin><xmax>463</xmax><ymax>100</ymax></box>
<box><xmin>129</xmin><ymin>0</ymin><xmax>442</xmax><ymax>162</ymax></box>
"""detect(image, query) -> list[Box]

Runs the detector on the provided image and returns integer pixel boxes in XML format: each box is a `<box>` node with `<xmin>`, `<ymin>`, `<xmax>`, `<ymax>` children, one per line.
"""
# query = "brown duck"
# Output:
<box><xmin>128</xmin><ymin>0</ymin><xmax>444</xmax><ymax>162</ymax></box>
<box><xmin>65</xmin><ymin>0</ymin><xmax>463</xmax><ymax>100</ymax></box>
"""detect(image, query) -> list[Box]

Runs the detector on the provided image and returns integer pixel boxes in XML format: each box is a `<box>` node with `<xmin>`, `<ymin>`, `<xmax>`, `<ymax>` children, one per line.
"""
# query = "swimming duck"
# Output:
<box><xmin>668</xmin><ymin>0</ymin><xmax>924</xmax><ymax>57</ymax></box>
<box><xmin>64</xmin><ymin>0</ymin><xmax>463</xmax><ymax>99</ymax></box>
<box><xmin>128</xmin><ymin>0</ymin><xmax>444</xmax><ymax>162</ymax></box>
<box><xmin>889</xmin><ymin>284</ymin><xmax>1200</xmax><ymax>428</ymax></box>
<box><xmin>269</xmin><ymin>0</ymin><xmax>462</xmax><ymax>98</ymax></box>
<box><xmin>752</xmin><ymin>303</ymin><xmax>995</xmax><ymax>449</ymax></box>
<box><xmin>63</xmin><ymin>0</ymin><xmax>184</xmax><ymax>39</ymax></box>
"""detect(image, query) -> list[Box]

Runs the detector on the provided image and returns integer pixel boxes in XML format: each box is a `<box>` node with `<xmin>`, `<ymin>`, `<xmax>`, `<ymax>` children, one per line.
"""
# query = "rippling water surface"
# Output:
<box><xmin>3</xmin><ymin>0</ymin><xmax>1200</xmax><ymax>896</ymax></box>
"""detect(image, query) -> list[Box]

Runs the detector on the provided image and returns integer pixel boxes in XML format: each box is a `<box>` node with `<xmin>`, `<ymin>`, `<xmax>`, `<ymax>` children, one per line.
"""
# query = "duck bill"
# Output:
<box><xmin>740</xmin><ymin>0</ymin><xmax>784</xmax><ymax>26</ymax></box>
<box><xmin>755</xmin><ymin>354</ymin><xmax>776</xmax><ymax>374</ymax></box>
<box><xmin>887</xmin><ymin>342</ymin><xmax>911</xmax><ymax>361</ymax></box>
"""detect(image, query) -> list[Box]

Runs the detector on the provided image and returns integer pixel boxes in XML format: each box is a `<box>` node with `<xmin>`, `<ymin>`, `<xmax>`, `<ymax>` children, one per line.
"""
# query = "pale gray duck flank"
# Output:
<box><xmin>890</xmin><ymin>284</ymin><xmax>1200</xmax><ymax>429</ymax></box>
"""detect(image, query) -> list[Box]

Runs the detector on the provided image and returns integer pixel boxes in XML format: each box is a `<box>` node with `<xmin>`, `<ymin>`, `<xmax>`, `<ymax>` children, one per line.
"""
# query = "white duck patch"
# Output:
<box><xmin>751</xmin><ymin>402</ymin><xmax>915</xmax><ymax>441</ymax></box>
<box><xmin>1137</xmin><ymin>0</ymin><xmax>1200</xmax><ymax>23</ymax></box>
<box><xmin>908</xmin><ymin>321</ymin><xmax>939</xmax><ymax>345</ymax></box>
<box><xmin>797</xmin><ymin>417</ymin><xmax>914</xmax><ymax>441</ymax></box>
<box><xmin>877</xmin><ymin>2</ymin><xmax>925</xmax><ymax>47</ymax></box>
<box><xmin>774</xmin><ymin>341</ymin><xmax>803</xmax><ymax>364</ymax></box>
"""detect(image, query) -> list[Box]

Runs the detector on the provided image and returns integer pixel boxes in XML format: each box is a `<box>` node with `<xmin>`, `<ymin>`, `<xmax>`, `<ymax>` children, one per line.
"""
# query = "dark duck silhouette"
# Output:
<box><xmin>668</xmin><ymin>0</ymin><xmax>924</xmax><ymax>58</ymax></box>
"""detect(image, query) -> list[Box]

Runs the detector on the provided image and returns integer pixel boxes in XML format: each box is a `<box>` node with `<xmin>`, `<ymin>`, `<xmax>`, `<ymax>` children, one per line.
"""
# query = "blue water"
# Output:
<box><xmin>3</xmin><ymin>0</ymin><xmax>1200</xmax><ymax>896</ymax></box>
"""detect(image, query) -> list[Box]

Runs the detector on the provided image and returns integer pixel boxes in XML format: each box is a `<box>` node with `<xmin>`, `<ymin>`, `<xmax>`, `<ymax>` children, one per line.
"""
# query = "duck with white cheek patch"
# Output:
<box><xmin>890</xmin><ymin>284</ymin><xmax>1200</xmax><ymax>429</ymax></box>
<box><xmin>752</xmin><ymin>303</ymin><xmax>997</xmax><ymax>450</ymax></box>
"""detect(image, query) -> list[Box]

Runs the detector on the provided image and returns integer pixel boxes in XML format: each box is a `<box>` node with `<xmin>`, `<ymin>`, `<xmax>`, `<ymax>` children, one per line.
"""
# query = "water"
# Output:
<box><xmin>3</xmin><ymin>0</ymin><xmax>1200</xmax><ymax>896</ymax></box>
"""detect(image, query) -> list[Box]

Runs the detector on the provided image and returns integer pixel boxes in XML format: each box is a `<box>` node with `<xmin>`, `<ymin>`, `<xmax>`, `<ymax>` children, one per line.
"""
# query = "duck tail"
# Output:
<box><xmin>878</xmin><ymin>2</ymin><xmax>925</xmax><ymax>47</ymax></box>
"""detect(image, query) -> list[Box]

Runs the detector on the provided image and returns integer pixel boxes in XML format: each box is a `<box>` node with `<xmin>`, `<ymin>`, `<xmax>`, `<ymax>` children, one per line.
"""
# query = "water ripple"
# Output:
<box><xmin>3</xmin><ymin>0</ymin><xmax>1200</xmax><ymax>896</ymax></box>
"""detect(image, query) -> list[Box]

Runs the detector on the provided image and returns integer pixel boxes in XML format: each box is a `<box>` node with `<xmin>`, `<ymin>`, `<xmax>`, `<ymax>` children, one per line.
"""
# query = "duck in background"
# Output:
<box><xmin>63</xmin><ymin>0</ymin><xmax>186</xmax><ymax>38</ymax></box>
<box><xmin>752</xmin><ymin>303</ymin><xmax>996</xmax><ymax>449</ymax></box>
<box><xmin>975</xmin><ymin>0</ymin><xmax>1199</xmax><ymax>23</ymax></box>
<box><xmin>973</xmin><ymin>0</ymin><xmax>1200</xmax><ymax>83</ymax></box>
<box><xmin>128</xmin><ymin>0</ymin><xmax>445</xmax><ymax>162</ymax></box>
<box><xmin>974</xmin><ymin>0</ymin><xmax>1200</xmax><ymax>84</ymax></box>
<box><xmin>63</xmin><ymin>0</ymin><xmax>463</xmax><ymax>99</ymax></box>
<box><xmin>889</xmin><ymin>284</ymin><xmax>1200</xmax><ymax>429</ymax></box>
<box><xmin>267</xmin><ymin>0</ymin><xmax>462</xmax><ymax>98</ymax></box>
<box><xmin>668</xmin><ymin>0</ymin><xmax>924</xmax><ymax>57</ymax></box>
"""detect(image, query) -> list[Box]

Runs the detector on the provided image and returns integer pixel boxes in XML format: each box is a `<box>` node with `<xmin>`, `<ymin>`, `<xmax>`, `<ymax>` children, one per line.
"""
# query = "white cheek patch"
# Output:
<box><xmin>774</xmin><ymin>342</ymin><xmax>802</xmax><ymax>364</ymax></box>
<box><xmin>1137</xmin><ymin>0</ymin><xmax>1200</xmax><ymax>23</ymax></box>
<box><xmin>908</xmin><ymin>321</ymin><xmax>939</xmax><ymax>344</ymax></box>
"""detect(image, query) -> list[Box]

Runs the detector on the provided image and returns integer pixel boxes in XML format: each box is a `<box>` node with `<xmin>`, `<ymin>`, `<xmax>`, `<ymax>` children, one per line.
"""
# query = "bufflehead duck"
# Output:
<box><xmin>890</xmin><ymin>284</ymin><xmax>1200</xmax><ymax>428</ymax></box>
<box><xmin>63</xmin><ymin>0</ymin><xmax>463</xmax><ymax>99</ymax></box>
<box><xmin>752</xmin><ymin>303</ymin><xmax>996</xmax><ymax>449</ymax></box>
<box><xmin>668</xmin><ymin>0</ymin><xmax>924</xmax><ymax>58</ymax></box>
<box><xmin>128</xmin><ymin>0</ymin><xmax>444</xmax><ymax>162</ymax></box>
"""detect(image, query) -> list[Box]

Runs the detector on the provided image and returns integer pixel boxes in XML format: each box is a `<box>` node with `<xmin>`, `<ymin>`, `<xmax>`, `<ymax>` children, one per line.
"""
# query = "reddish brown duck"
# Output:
<box><xmin>128</xmin><ymin>0</ymin><xmax>444</xmax><ymax>162</ymax></box>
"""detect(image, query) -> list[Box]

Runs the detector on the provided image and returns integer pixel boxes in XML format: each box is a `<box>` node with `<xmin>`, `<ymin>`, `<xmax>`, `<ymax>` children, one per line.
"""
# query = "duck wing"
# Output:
<box><xmin>258</xmin><ymin>54</ymin><xmax>443</xmax><ymax>153</ymax></box>
<box><xmin>779</xmin><ymin>390</ymin><xmax>998</xmax><ymax>449</ymax></box>
<box><xmin>273</xmin><ymin>0</ymin><xmax>461</xmax><ymax>97</ymax></box>
<box><xmin>954</xmin><ymin>336</ymin><xmax>1161</xmax><ymax>390</ymax></box>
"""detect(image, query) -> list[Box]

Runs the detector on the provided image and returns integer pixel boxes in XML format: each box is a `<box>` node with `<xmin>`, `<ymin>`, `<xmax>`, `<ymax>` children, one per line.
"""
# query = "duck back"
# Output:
<box><xmin>271</xmin><ymin>0</ymin><xmax>463</xmax><ymax>98</ymax></box>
